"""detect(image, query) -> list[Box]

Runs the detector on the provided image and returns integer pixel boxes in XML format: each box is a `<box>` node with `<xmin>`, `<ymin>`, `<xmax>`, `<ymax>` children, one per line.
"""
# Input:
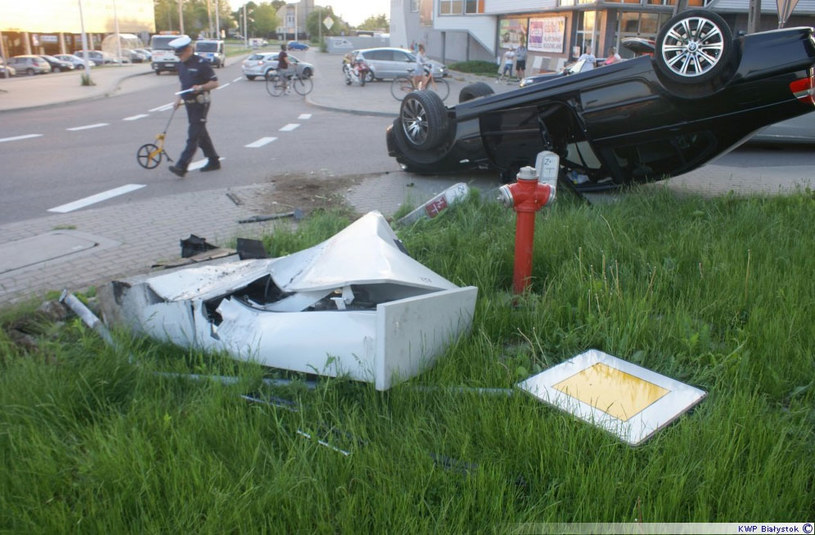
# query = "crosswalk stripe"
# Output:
<box><xmin>48</xmin><ymin>184</ymin><xmax>146</xmax><ymax>213</ymax></box>
<box><xmin>245</xmin><ymin>137</ymin><xmax>278</xmax><ymax>148</ymax></box>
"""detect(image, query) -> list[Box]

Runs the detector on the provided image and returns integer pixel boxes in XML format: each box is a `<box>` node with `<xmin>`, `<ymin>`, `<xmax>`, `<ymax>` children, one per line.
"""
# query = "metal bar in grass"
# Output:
<box><xmin>407</xmin><ymin>385</ymin><xmax>516</xmax><ymax>397</ymax></box>
<box><xmin>296</xmin><ymin>429</ymin><xmax>352</xmax><ymax>456</ymax></box>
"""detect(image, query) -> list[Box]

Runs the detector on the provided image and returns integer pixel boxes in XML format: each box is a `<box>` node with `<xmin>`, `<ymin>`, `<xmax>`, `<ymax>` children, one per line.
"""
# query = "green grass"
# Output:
<box><xmin>448</xmin><ymin>60</ymin><xmax>500</xmax><ymax>77</ymax></box>
<box><xmin>2</xmin><ymin>187</ymin><xmax>814</xmax><ymax>531</ymax></box>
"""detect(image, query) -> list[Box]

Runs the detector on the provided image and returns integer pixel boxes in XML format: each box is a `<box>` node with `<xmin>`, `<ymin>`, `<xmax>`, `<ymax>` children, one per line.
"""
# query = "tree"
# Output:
<box><xmin>253</xmin><ymin>3</ymin><xmax>280</xmax><ymax>38</ymax></box>
<box><xmin>359</xmin><ymin>14</ymin><xmax>389</xmax><ymax>31</ymax></box>
<box><xmin>306</xmin><ymin>6</ymin><xmax>350</xmax><ymax>37</ymax></box>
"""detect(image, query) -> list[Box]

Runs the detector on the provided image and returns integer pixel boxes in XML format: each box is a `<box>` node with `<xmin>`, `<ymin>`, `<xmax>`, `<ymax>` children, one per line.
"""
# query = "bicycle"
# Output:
<box><xmin>266</xmin><ymin>69</ymin><xmax>313</xmax><ymax>97</ymax></box>
<box><xmin>390</xmin><ymin>69</ymin><xmax>449</xmax><ymax>101</ymax></box>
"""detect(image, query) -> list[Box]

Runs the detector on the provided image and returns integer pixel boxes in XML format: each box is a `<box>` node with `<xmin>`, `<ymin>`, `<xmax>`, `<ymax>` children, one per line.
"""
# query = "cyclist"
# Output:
<box><xmin>412</xmin><ymin>44</ymin><xmax>428</xmax><ymax>89</ymax></box>
<box><xmin>277</xmin><ymin>43</ymin><xmax>293</xmax><ymax>94</ymax></box>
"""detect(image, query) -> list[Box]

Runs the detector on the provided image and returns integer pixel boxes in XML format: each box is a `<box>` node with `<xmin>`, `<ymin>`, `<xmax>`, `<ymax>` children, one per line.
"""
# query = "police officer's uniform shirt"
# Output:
<box><xmin>178</xmin><ymin>54</ymin><xmax>218</xmax><ymax>93</ymax></box>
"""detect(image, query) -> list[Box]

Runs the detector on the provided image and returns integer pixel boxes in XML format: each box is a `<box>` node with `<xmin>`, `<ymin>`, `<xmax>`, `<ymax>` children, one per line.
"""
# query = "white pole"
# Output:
<box><xmin>113</xmin><ymin>0</ymin><xmax>122</xmax><ymax>65</ymax></box>
<box><xmin>215</xmin><ymin>0</ymin><xmax>221</xmax><ymax>39</ymax></box>
<box><xmin>78</xmin><ymin>0</ymin><xmax>92</xmax><ymax>81</ymax></box>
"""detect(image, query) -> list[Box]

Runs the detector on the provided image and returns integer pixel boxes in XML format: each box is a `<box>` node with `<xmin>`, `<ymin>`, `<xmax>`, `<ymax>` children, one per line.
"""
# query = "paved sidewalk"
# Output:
<box><xmin>0</xmin><ymin>53</ymin><xmax>502</xmax><ymax>306</ymax></box>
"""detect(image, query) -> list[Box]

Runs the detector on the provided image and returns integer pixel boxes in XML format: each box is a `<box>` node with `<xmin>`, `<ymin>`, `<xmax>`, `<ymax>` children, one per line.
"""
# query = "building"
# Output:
<box><xmin>276</xmin><ymin>0</ymin><xmax>315</xmax><ymax>41</ymax></box>
<box><xmin>1</xmin><ymin>0</ymin><xmax>154</xmax><ymax>58</ymax></box>
<box><xmin>391</xmin><ymin>0</ymin><xmax>815</xmax><ymax>73</ymax></box>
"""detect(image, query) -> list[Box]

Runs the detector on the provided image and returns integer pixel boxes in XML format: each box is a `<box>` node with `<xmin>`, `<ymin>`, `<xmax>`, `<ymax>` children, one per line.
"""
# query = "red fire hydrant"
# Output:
<box><xmin>498</xmin><ymin>151</ymin><xmax>559</xmax><ymax>294</ymax></box>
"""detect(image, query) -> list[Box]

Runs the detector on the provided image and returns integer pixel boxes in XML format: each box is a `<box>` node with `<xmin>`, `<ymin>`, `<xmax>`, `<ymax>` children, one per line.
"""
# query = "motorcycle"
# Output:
<box><xmin>343</xmin><ymin>57</ymin><xmax>370</xmax><ymax>86</ymax></box>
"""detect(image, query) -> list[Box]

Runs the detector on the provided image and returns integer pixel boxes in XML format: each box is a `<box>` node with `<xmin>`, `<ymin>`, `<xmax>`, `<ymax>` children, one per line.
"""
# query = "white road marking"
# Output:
<box><xmin>298</xmin><ymin>114</ymin><xmax>312</xmax><ymax>120</ymax></box>
<box><xmin>216</xmin><ymin>82</ymin><xmax>230</xmax><ymax>90</ymax></box>
<box><xmin>0</xmin><ymin>134</ymin><xmax>43</xmax><ymax>143</ymax></box>
<box><xmin>123</xmin><ymin>114</ymin><xmax>149</xmax><ymax>121</ymax></box>
<box><xmin>279</xmin><ymin>123</ymin><xmax>300</xmax><ymax>132</ymax></box>
<box><xmin>232</xmin><ymin>77</ymin><xmax>243</xmax><ymax>83</ymax></box>
<box><xmin>245</xmin><ymin>137</ymin><xmax>277</xmax><ymax>148</ymax></box>
<box><xmin>66</xmin><ymin>123</ymin><xmax>109</xmax><ymax>131</ymax></box>
<box><xmin>48</xmin><ymin>184</ymin><xmax>146</xmax><ymax>213</ymax></box>
<box><xmin>188</xmin><ymin>156</ymin><xmax>225</xmax><ymax>171</ymax></box>
<box><xmin>150</xmin><ymin>103</ymin><xmax>174</xmax><ymax>112</ymax></box>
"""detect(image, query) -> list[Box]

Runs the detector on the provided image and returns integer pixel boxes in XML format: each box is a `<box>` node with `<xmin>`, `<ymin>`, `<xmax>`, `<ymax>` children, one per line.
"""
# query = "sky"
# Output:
<box><xmin>321</xmin><ymin>0</ymin><xmax>390</xmax><ymax>27</ymax></box>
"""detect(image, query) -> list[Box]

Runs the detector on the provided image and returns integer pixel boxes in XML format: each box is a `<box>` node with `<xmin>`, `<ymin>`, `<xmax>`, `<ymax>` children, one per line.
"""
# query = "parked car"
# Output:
<box><xmin>53</xmin><ymin>54</ymin><xmax>96</xmax><ymax>68</ymax></box>
<box><xmin>134</xmin><ymin>48</ymin><xmax>152</xmax><ymax>61</ymax></box>
<box><xmin>7</xmin><ymin>55</ymin><xmax>52</xmax><ymax>75</ymax></box>
<box><xmin>386</xmin><ymin>10</ymin><xmax>815</xmax><ymax>192</ymax></box>
<box><xmin>0</xmin><ymin>58</ymin><xmax>15</xmax><ymax>77</ymax></box>
<box><xmin>74</xmin><ymin>50</ymin><xmax>118</xmax><ymax>65</ymax></box>
<box><xmin>39</xmin><ymin>55</ymin><xmax>75</xmax><ymax>72</ymax></box>
<box><xmin>241</xmin><ymin>52</ymin><xmax>314</xmax><ymax>80</ymax></box>
<box><xmin>195</xmin><ymin>39</ymin><xmax>225</xmax><ymax>68</ymax></box>
<box><xmin>350</xmin><ymin>47</ymin><xmax>448</xmax><ymax>81</ymax></box>
<box><xmin>287</xmin><ymin>40</ymin><xmax>309</xmax><ymax>51</ymax></box>
<box><xmin>124</xmin><ymin>49</ymin><xmax>147</xmax><ymax>63</ymax></box>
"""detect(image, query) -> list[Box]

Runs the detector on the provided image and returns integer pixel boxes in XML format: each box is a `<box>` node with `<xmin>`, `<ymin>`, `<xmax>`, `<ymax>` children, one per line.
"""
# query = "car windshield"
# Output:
<box><xmin>196</xmin><ymin>42</ymin><xmax>219</xmax><ymax>52</ymax></box>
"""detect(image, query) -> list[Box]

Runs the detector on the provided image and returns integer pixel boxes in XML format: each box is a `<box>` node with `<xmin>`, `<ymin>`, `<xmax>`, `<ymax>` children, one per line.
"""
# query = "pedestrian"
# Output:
<box><xmin>577</xmin><ymin>47</ymin><xmax>596</xmax><ymax>70</ymax></box>
<box><xmin>604</xmin><ymin>46</ymin><xmax>622</xmax><ymax>65</ymax></box>
<box><xmin>412</xmin><ymin>43</ymin><xmax>428</xmax><ymax>89</ymax></box>
<box><xmin>501</xmin><ymin>46</ymin><xmax>515</xmax><ymax>79</ymax></box>
<box><xmin>167</xmin><ymin>35</ymin><xmax>221</xmax><ymax>178</ymax></box>
<box><xmin>277</xmin><ymin>43</ymin><xmax>293</xmax><ymax>93</ymax></box>
<box><xmin>515</xmin><ymin>40</ymin><xmax>528</xmax><ymax>79</ymax></box>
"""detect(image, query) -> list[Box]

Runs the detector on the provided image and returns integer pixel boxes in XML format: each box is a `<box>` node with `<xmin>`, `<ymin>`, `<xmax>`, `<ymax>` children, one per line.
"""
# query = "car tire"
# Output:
<box><xmin>246</xmin><ymin>75</ymin><xmax>255</xmax><ymax>80</ymax></box>
<box><xmin>26</xmin><ymin>68</ymin><xmax>34</xmax><ymax>76</ymax></box>
<box><xmin>459</xmin><ymin>82</ymin><xmax>494</xmax><ymax>103</ymax></box>
<box><xmin>391</xmin><ymin>120</ymin><xmax>451</xmax><ymax>170</ymax></box>
<box><xmin>399</xmin><ymin>91</ymin><xmax>449</xmax><ymax>151</ymax></box>
<box><xmin>302</xmin><ymin>68</ymin><xmax>312</xmax><ymax>78</ymax></box>
<box><xmin>655</xmin><ymin>9</ymin><xmax>734</xmax><ymax>86</ymax></box>
<box><xmin>364</xmin><ymin>71</ymin><xmax>375</xmax><ymax>83</ymax></box>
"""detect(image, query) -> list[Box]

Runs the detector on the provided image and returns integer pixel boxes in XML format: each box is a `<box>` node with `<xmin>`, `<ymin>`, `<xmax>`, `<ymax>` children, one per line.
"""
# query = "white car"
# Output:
<box><xmin>54</xmin><ymin>54</ymin><xmax>96</xmax><ymax>68</ymax></box>
<box><xmin>241</xmin><ymin>52</ymin><xmax>313</xmax><ymax>80</ymax></box>
<box><xmin>352</xmin><ymin>47</ymin><xmax>448</xmax><ymax>81</ymax></box>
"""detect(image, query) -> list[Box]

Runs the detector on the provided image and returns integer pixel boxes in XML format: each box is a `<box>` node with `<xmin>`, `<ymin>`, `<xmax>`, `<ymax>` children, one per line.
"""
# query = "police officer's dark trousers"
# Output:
<box><xmin>178</xmin><ymin>100</ymin><xmax>218</xmax><ymax>171</ymax></box>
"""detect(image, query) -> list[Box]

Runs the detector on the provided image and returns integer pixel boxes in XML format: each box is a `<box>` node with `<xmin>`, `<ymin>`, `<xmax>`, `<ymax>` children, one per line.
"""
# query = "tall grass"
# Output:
<box><xmin>2</xmin><ymin>187</ymin><xmax>814</xmax><ymax>531</ymax></box>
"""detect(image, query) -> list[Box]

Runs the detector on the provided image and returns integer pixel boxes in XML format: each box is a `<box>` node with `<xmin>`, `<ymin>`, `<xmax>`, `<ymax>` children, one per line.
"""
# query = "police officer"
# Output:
<box><xmin>168</xmin><ymin>35</ymin><xmax>221</xmax><ymax>178</ymax></box>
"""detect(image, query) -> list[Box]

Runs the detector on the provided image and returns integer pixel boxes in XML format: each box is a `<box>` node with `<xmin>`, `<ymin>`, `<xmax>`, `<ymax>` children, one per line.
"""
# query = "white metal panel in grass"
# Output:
<box><xmin>517</xmin><ymin>349</ymin><xmax>706</xmax><ymax>446</ymax></box>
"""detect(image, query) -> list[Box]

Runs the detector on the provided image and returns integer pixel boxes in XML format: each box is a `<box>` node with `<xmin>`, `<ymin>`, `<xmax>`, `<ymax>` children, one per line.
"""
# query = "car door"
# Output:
<box><xmin>391</xmin><ymin>50</ymin><xmax>415</xmax><ymax>79</ymax></box>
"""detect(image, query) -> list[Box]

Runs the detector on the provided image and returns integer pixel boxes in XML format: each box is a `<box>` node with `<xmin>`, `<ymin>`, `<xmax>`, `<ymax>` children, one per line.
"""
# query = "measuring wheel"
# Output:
<box><xmin>137</xmin><ymin>143</ymin><xmax>163</xmax><ymax>169</ymax></box>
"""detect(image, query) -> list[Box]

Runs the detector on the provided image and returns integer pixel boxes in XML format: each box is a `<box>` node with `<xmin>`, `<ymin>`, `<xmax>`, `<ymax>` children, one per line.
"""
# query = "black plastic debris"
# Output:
<box><xmin>180</xmin><ymin>234</ymin><xmax>217</xmax><ymax>258</ymax></box>
<box><xmin>237</xmin><ymin>238</ymin><xmax>268</xmax><ymax>260</ymax></box>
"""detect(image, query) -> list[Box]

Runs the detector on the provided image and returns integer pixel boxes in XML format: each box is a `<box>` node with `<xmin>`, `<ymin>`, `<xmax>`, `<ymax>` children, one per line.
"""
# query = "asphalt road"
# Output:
<box><xmin>0</xmin><ymin>59</ymin><xmax>397</xmax><ymax>225</ymax></box>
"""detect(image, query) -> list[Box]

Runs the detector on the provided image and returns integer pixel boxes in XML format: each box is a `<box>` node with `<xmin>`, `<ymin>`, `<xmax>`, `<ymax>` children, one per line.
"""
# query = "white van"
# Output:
<box><xmin>150</xmin><ymin>34</ymin><xmax>185</xmax><ymax>75</ymax></box>
<box><xmin>195</xmin><ymin>40</ymin><xmax>225</xmax><ymax>68</ymax></box>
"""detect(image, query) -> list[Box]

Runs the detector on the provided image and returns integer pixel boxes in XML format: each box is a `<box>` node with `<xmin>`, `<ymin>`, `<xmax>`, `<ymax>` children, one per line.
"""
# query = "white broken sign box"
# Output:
<box><xmin>99</xmin><ymin>211</ymin><xmax>478</xmax><ymax>390</ymax></box>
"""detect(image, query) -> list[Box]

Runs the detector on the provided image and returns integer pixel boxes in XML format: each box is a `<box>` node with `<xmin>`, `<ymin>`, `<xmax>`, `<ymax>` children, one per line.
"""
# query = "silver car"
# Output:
<box><xmin>352</xmin><ymin>47</ymin><xmax>448</xmax><ymax>81</ymax></box>
<box><xmin>7</xmin><ymin>55</ymin><xmax>52</xmax><ymax>76</ymax></box>
<box><xmin>54</xmin><ymin>54</ymin><xmax>96</xmax><ymax>68</ymax></box>
<box><xmin>241</xmin><ymin>52</ymin><xmax>314</xmax><ymax>80</ymax></box>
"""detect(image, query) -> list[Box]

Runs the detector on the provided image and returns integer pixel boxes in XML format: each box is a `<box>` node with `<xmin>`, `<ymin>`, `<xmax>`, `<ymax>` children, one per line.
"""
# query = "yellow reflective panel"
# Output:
<box><xmin>553</xmin><ymin>363</ymin><xmax>669</xmax><ymax>421</ymax></box>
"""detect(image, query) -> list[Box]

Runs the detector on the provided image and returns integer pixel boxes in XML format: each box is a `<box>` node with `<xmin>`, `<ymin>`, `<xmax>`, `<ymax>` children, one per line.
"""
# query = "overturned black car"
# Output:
<box><xmin>386</xmin><ymin>10</ymin><xmax>815</xmax><ymax>189</ymax></box>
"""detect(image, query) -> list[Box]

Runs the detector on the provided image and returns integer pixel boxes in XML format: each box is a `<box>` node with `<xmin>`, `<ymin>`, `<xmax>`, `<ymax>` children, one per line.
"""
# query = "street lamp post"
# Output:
<box><xmin>77</xmin><ymin>0</ymin><xmax>92</xmax><ymax>83</ymax></box>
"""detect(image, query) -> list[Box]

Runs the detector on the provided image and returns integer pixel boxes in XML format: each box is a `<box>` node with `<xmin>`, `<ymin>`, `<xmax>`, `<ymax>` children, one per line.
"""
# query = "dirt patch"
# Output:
<box><xmin>257</xmin><ymin>172</ymin><xmax>370</xmax><ymax>217</ymax></box>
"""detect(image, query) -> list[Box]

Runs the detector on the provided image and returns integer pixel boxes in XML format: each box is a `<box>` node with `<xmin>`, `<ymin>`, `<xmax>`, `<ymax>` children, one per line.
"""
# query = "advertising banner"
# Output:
<box><xmin>528</xmin><ymin>17</ymin><xmax>566</xmax><ymax>53</ymax></box>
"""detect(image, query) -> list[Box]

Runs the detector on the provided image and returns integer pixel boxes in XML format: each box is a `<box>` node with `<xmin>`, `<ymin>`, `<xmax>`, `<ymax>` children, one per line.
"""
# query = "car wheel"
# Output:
<box><xmin>655</xmin><ymin>9</ymin><xmax>733</xmax><ymax>85</ymax></box>
<box><xmin>246</xmin><ymin>75</ymin><xmax>255</xmax><ymax>80</ymax></box>
<box><xmin>26</xmin><ymin>68</ymin><xmax>35</xmax><ymax>76</ymax></box>
<box><xmin>364</xmin><ymin>71</ymin><xmax>375</xmax><ymax>83</ymax></box>
<box><xmin>390</xmin><ymin>121</ymin><xmax>452</xmax><ymax>170</ymax></box>
<box><xmin>459</xmin><ymin>82</ymin><xmax>494</xmax><ymax>103</ymax></box>
<box><xmin>302</xmin><ymin>68</ymin><xmax>312</xmax><ymax>78</ymax></box>
<box><xmin>399</xmin><ymin>91</ymin><xmax>449</xmax><ymax>151</ymax></box>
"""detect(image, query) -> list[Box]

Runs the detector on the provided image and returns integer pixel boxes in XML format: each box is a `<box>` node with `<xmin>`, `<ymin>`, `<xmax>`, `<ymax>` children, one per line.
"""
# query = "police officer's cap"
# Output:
<box><xmin>169</xmin><ymin>35</ymin><xmax>192</xmax><ymax>51</ymax></box>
